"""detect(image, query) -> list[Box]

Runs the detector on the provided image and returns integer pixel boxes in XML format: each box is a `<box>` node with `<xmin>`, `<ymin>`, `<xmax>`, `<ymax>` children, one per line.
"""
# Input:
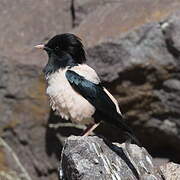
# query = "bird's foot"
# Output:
<box><xmin>81</xmin><ymin>123</ymin><xmax>100</xmax><ymax>137</ymax></box>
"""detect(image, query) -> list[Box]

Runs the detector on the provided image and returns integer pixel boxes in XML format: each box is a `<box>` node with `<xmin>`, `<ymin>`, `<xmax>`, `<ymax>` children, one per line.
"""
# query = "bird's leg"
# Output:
<box><xmin>82</xmin><ymin>123</ymin><xmax>100</xmax><ymax>137</ymax></box>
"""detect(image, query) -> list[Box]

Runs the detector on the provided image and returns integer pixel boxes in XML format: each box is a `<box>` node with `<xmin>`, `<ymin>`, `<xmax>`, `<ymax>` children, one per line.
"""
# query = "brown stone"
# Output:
<box><xmin>73</xmin><ymin>0</ymin><xmax>180</xmax><ymax>47</ymax></box>
<box><xmin>0</xmin><ymin>0</ymin><xmax>72</xmax><ymax>65</ymax></box>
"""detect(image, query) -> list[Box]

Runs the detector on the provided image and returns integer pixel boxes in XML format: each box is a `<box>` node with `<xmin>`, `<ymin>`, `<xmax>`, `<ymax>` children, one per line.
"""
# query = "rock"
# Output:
<box><xmin>0</xmin><ymin>171</ymin><xmax>24</xmax><ymax>180</ymax></box>
<box><xmin>0</xmin><ymin>0</ymin><xmax>72</xmax><ymax>66</ymax></box>
<box><xmin>160</xmin><ymin>162</ymin><xmax>180</xmax><ymax>179</ymax></box>
<box><xmin>71</xmin><ymin>0</ymin><xmax>106</xmax><ymax>27</ymax></box>
<box><xmin>60</xmin><ymin>136</ymin><xmax>166</xmax><ymax>180</ymax></box>
<box><xmin>0</xmin><ymin>137</ymin><xmax>31</xmax><ymax>180</ymax></box>
<box><xmin>153</xmin><ymin>158</ymin><xmax>170</xmax><ymax>168</ymax></box>
<box><xmin>74</xmin><ymin>12</ymin><xmax>180</xmax><ymax>161</ymax></box>
<box><xmin>0</xmin><ymin>56</ymin><xmax>59</xmax><ymax>180</ymax></box>
<box><xmin>73</xmin><ymin>0</ymin><xmax>180</xmax><ymax>47</ymax></box>
<box><xmin>161</xmin><ymin>11</ymin><xmax>180</xmax><ymax>53</ymax></box>
<box><xmin>163</xmin><ymin>79</ymin><xmax>180</xmax><ymax>91</ymax></box>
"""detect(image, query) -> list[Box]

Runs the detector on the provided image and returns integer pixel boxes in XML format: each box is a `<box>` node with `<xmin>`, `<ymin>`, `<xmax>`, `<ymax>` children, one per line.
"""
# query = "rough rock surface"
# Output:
<box><xmin>0</xmin><ymin>137</ymin><xmax>31</xmax><ymax>180</ymax></box>
<box><xmin>60</xmin><ymin>136</ymin><xmax>177</xmax><ymax>180</ymax></box>
<box><xmin>71</xmin><ymin>0</ymin><xmax>107</xmax><ymax>27</ymax></box>
<box><xmin>160</xmin><ymin>162</ymin><xmax>180</xmax><ymax>179</ymax></box>
<box><xmin>0</xmin><ymin>56</ymin><xmax>56</xmax><ymax>180</ymax></box>
<box><xmin>0</xmin><ymin>0</ymin><xmax>72</xmax><ymax>66</ymax></box>
<box><xmin>73</xmin><ymin>0</ymin><xmax>180</xmax><ymax>47</ymax></box>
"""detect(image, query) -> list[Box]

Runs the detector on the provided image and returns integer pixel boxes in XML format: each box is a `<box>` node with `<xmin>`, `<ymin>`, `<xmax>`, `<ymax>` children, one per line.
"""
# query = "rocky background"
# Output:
<box><xmin>0</xmin><ymin>0</ymin><xmax>180</xmax><ymax>179</ymax></box>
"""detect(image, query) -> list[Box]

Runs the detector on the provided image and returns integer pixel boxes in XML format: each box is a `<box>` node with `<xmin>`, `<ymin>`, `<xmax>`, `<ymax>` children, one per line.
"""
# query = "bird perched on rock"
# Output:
<box><xmin>35</xmin><ymin>33</ymin><xmax>137</xmax><ymax>140</ymax></box>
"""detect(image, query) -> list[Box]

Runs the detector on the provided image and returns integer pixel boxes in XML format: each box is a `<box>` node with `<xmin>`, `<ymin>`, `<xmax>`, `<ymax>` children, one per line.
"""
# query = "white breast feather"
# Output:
<box><xmin>46</xmin><ymin>64</ymin><xmax>121</xmax><ymax>124</ymax></box>
<box><xmin>46</xmin><ymin>64</ymin><xmax>99</xmax><ymax>124</ymax></box>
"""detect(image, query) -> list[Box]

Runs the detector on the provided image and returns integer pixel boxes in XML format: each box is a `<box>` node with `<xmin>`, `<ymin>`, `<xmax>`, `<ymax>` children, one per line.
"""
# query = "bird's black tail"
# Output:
<box><xmin>112</xmin><ymin>114</ymin><xmax>140</xmax><ymax>145</ymax></box>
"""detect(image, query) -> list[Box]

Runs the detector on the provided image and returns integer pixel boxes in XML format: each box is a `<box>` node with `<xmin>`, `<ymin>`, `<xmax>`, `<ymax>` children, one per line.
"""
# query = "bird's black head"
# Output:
<box><xmin>35</xmin><ymin>33</ymin><xmax>86</xmax><ymax>75</ymax></box>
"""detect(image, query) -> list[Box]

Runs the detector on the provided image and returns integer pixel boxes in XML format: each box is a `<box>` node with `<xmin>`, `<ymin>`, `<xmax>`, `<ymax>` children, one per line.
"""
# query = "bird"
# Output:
<box><xmin>35</xmin><ymin>33</ymin><xmax>137</xmax><ymax>141</ymax></box>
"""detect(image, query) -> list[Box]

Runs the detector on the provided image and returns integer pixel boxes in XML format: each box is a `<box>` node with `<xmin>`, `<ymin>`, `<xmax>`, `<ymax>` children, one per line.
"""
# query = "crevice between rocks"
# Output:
<box><xmin>70</xmin><ymin>0</ymin><xmax>76</xmax><ymax>28</ymax></box>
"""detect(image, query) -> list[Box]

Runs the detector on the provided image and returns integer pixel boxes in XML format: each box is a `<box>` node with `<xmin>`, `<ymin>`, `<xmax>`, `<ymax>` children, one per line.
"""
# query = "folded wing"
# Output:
<box><xmin>65</xmin><ymin>70</ymin><xmax>134</xmax><ymax>135</ymax></box>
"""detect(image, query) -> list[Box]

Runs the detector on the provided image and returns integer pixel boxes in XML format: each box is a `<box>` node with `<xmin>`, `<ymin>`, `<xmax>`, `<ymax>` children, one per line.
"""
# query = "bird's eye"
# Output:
<box><xmin>55</xmin><ymin>46</ymin><xmax>59</xmax><ymax>51</ymax></box>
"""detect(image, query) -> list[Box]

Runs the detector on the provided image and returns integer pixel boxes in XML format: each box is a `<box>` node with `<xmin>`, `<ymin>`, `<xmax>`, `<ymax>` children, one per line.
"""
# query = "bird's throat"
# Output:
<box><xmin>43</xmin><ymin>53</ymin><xmax>77</xmax><ymax>76</ymax></box>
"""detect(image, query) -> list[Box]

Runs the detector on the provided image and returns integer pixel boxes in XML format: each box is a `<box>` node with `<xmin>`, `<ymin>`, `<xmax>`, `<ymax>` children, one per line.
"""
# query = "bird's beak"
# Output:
<box><xmin>34</xmin><ymin>44</ymin><xmax>45</xmax><ymax>50</ymax></box>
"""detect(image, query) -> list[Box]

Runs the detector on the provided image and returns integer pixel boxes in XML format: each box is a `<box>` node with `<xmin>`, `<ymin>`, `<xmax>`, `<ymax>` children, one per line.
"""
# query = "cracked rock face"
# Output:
<box><xmin>60</xmin><ymin>136</ymin><xmax>167</xmax><ymax>180</ymax></box>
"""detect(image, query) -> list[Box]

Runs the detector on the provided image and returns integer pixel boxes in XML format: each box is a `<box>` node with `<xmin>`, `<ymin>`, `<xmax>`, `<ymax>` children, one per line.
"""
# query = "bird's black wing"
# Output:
<box><xmin>66</xmin><ymin>70</ymin><xmax>118</xmax><ymax>118</ymax></box>
<box><xmin>65</xmin><ymin>70</ymin><xmax>134</xmax><ymax>135</ymax></box>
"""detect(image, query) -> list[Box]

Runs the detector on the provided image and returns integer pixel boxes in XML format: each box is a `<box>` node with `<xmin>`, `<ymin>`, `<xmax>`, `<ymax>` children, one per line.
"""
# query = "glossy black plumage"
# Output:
<box><xmin>65</xmin><ymin>69</ymin><xmax>135</xmax><ymax>136</ymax></box>
<box><xmin>45</xmin><ymin>33</ymin><xmax>86</xmax><ymax>64</ymax></box>
<box><xmin>43</xmin><ymin>33</ymin><xmax>85</xmax><ymax>75</ymax></box>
